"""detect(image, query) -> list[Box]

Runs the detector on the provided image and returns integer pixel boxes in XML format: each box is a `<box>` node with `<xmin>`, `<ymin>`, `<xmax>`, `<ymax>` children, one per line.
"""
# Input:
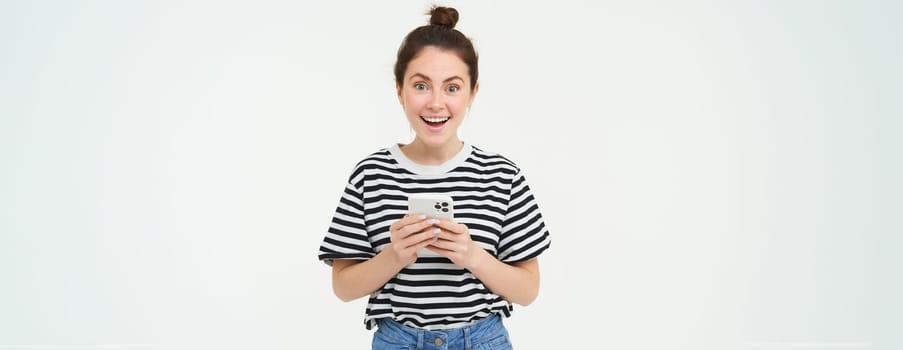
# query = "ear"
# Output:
<box><xmin>469</xmin><ymin>81</ymin><xmax>479</xmax><ymax>106</ymax></box>
<box><xmin>396</xmin><ymin>82</ymin><xmax>404</xmax><ymax>106</ymax></box>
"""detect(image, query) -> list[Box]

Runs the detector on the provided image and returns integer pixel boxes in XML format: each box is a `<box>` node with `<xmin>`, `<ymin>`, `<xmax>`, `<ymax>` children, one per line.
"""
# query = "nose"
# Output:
<box><xmin>428</xmin><ymin>90</ymin><xmax>443</xmax><ymax>110</ymax></box>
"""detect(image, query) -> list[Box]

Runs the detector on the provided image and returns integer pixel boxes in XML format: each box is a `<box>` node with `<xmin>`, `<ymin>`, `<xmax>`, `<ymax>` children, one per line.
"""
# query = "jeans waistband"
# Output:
<box><xmin>375</xmin><ymin>314</ymin><xmax>504</xmax><ymax>348</ymax></box>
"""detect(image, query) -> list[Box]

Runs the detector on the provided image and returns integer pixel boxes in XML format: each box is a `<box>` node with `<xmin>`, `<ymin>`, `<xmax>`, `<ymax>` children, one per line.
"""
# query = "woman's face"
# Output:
<box><xmin>397</xmin><ymin>46</ymin><xmax>478</xmax><ymax>149</ymax></box>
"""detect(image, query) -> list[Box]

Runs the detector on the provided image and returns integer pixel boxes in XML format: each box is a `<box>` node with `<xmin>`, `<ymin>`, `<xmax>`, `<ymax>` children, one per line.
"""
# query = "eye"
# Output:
<box><xmin>414</xmin><ymin>82</ymin><xmax>428</xmax><ymax>91</ymax></box>
<box><xmin>447</xmin><ymin>85</ymin><xmax>460</xmax><ymax>93</ymax></box>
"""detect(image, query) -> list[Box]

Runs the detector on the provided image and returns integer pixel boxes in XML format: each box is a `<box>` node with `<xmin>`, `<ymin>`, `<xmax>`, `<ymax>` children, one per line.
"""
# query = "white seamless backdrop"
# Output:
<box><xmin>1</xmin><ymin>1</ymin><xmax>900</xmax><ymax>349</ymax></box>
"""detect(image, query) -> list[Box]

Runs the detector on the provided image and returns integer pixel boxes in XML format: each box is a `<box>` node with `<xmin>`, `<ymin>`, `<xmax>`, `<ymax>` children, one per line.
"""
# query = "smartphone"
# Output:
<box><xmin>407</xmin><ymin>194</ymin><xmax>454</xmax><ymax>220</ymax></box>
<box><xmin>407</xmin><ymin>194</ymin><xmax>454</xmax><ymax>257</ymax></box>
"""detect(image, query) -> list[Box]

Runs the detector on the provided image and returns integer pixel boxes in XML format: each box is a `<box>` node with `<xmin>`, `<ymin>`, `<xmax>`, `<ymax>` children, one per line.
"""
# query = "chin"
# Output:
<box><xmin>417</xmin><ymin>133</ymin><xmax>456</xmax><ymax>148</ymax></box>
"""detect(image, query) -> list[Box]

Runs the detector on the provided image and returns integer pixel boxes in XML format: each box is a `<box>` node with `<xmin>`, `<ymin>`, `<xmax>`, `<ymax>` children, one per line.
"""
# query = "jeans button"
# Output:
<box><xmin>434</xmin><ymin>337</ymin><xmax>443</xmax><ymax>346</ymax></box>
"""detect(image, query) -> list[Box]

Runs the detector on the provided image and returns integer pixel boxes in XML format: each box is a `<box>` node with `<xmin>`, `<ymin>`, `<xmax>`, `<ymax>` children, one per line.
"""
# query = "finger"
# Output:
<box><xmin>425</xmin><ymin>243</ymin><xmax>460</xmax><ymax>260</ymax></box>
<box><xmin>433</xmin><ymin>219</ymin><xmax>467</xmax><ymax>234</ymax></box>
<box><xmin>390</xmin><ymin>213</ymin><xmax>429</xmax><ymax>231</ymax></box>
<box><xmin>405</xmin><ymin>234</ymin><xmax>440</xmax><ymax>254</ymax></box>
<box><xmin>391</xmin><ymin>215</ymin><xmax>432</xmax><ymax>238</ymax></box>
<box><xmin>432</xmin><ymin>229</ymin><xmax>457</xmax><ymax>242</ymax></box>
<box><xmin>398</xmin><ymin>217</ymin><xmax>441</xmax><ymax>238</ymax></box>
<box><xmin>413</xmin><ymin>234</ymin><xmax>440</xmax><ymax>249</ymax></box>
<box><xmin>424</xmin><ymin>245</ymin><xmax>450</xmax><ymax>258</ymax></box>
<box><xmin>426</xmin><ymin>238</ymin><xmax>461</xmax><ymax>252</ymax></box>
<box><xmin>399</xmin><ymin>227</ymin><xmax>442</xmax><ymax>249</ymax></box>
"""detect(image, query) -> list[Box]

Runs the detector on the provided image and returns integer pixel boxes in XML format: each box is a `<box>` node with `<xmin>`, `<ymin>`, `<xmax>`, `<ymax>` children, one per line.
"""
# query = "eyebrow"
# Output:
<box><xmin>409</xmin><ymin>73</ymin><xmax>464</xmax><ymax>84</ymax></box>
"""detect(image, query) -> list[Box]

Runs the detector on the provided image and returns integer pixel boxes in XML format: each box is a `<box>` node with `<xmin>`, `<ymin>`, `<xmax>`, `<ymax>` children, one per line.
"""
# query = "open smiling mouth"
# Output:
<box><xmin>421</xmin><ymin>116</ymin><xmax>450</xmax><ymax>127</ymax></box>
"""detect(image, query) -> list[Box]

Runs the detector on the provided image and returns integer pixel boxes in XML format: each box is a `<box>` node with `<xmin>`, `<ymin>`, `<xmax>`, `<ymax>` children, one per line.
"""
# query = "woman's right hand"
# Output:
<box><xmin>387</xmin><ymin>214</ymin><xmax>441</xmax><ymax>266</ymax></box>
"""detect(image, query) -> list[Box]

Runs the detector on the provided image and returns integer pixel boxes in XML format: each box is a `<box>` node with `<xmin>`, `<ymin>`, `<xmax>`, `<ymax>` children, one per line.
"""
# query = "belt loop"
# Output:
<box><xmin>417</xmin><ymin>329</ymin><xmax>424</xmax><ymax>350</ymax></box>
<box><xmin>464</xmin><ymin>323</ymin><xmax>472</xmax><ymax>350</ymax></box>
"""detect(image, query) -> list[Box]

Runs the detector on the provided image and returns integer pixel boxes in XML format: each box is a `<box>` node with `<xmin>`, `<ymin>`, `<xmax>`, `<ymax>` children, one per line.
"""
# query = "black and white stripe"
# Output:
<box><xmin>318</xmin><ymin>144</ymin><xmax>551</xmax><ymax>330</ymax></box>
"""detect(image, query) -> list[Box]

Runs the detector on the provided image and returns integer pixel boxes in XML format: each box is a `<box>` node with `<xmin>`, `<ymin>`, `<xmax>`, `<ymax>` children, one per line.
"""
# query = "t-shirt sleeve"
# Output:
<box><xmin>317</xmin><ymin>181</ymin><xmax>375</xmax><ymax>265</ymax></box>
<box><xmin>497</xmin><ymin>169</ymin><xmax>551</xmax><ymax>263</ymax></box>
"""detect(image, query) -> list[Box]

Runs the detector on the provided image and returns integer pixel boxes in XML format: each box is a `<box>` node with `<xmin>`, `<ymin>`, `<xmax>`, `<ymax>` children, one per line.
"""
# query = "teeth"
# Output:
<box><xmin>423</xmin><ymin>116</ymin><xmax>449</xmax><ymax>123</ymax></box>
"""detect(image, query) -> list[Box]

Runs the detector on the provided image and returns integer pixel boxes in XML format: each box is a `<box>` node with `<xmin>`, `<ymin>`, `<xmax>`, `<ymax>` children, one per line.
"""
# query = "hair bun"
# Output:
<box><xmin>428</xmin><ymin>6</ymin><xmax>459</xmax><ymax>28</ymax></box>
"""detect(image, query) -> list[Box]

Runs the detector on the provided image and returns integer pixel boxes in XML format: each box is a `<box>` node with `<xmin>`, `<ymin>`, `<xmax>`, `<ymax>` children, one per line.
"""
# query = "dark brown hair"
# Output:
<box><xmin>394</xmin><ymin>6</ymin><xmax>479</xmax><ymax>90</ymax></box>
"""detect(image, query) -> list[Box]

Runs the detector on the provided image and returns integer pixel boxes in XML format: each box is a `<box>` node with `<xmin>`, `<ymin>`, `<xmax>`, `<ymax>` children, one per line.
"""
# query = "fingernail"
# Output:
<box><xmin>433</xmin><ymin>228</ymin><xmax>441</xmax><ymax>235</ymax></box>
<box><xmin>428</xmin><ymin>219</ymin><xmax>439</xmax><ymax>225</ymax></box>
<box><xmin>418</xmin><ymin>214</ymin><xmax>427</xmax><ymax>220</ymax></box>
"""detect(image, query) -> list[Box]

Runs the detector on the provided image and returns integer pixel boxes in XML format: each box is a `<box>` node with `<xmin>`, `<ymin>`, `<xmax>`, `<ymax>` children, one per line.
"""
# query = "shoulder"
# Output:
<box><xmin>344</xmin><ymin>147</ymin><xmax>400</xmax><ymax>185</ymax></box>
<box><xmin>467</xmin><ymin>145</ymin><xmax>521</xmax><ymax>175</ymax></box>
<box><xmin>352</xmin><ymin>148</ymin><xmax>395</xmax><ymax>169</ymax></box>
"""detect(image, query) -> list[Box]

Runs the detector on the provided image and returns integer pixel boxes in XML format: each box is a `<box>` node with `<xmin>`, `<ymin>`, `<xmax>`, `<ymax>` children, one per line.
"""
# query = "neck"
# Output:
<box><xmin>400</xmin><ymin>138</ymin><xmax>464</xmax><ymax>166</ymax></box>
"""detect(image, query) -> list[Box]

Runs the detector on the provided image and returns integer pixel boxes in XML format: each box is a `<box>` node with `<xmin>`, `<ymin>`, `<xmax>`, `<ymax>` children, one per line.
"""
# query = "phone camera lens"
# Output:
<box><xmin>441</xmin><ymin>208</ymin><xmax>449</xmax><ymax>212</ymax></box>
<box><xmin>441</xmin><ymin>202</ymin><xmax>449</xmax><ymax>207</ymax></box>
<box><xmin>434</xmin><ymin>204</ymin><xmax>441</xmax><ymax>209</ymax></box>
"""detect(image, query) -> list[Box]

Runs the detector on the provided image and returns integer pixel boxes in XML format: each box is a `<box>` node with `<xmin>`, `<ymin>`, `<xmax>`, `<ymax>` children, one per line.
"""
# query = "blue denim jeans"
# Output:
<box><xmin>372</xmin><ymin>314</ymin><xmax>513</xmax><ymax>350</ymax></box>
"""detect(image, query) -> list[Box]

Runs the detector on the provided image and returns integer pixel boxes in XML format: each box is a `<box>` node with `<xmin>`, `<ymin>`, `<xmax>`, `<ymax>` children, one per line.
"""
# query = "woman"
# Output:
<box><xmin>318</xmin><ymin>6</ymin><xmax>551</xmax><ymax>349</ymax></box>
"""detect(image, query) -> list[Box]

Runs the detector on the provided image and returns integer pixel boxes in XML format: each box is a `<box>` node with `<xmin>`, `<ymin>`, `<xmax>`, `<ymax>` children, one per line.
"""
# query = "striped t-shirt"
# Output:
<box><xmin>318</xmin><ymin>143</ymin><xmax>551</xmax><ymax>330</ymax></box>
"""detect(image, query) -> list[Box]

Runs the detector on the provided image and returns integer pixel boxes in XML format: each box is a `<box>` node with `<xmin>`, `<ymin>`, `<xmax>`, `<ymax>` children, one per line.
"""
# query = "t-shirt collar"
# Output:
<box><xmin>388</xmin><ymin>142</ymin><xmax>473</xmax><ymax>175</ymax></box>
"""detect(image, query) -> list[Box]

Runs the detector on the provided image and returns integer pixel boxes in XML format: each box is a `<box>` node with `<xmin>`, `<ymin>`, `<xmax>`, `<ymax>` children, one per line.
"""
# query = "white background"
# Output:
<box><xmin>1</xmin><ymin>0</ymin><xmax>901</xmax><ymax>349</ymax></box>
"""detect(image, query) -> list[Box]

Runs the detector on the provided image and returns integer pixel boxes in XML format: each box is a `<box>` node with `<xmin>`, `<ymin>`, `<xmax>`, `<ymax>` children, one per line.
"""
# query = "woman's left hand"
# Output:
<box><xmin>426</xmin><ymin>219</ymin><xmax>484</xmax><ymax>269</ymax></box>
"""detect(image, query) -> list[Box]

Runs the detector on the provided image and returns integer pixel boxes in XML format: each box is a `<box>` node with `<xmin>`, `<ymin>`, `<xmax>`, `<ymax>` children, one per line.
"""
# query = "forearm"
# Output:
<box><xmin>332</xmin><ymin>249</ymin><xmax>407</xmax><ymax>302</ymax></box>
<box><xmin>466</xmin><ymin>250</ymin><xmax>540</xmax><ymax>306</ymax></box>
